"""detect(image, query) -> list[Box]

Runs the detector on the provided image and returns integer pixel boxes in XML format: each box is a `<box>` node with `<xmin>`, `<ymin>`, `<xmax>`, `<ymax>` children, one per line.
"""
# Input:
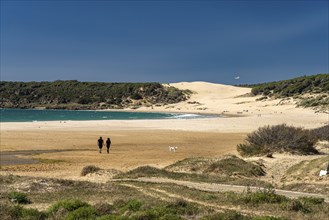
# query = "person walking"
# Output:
<box><xmin>97</xmin><ymin>137</ymin><xmax>104</xmax><ymax>153</ymax></box>
<box><xmin>106</xmin><ymin>137</ymin><xmax>112</xmax><ymax>154</ymax></box>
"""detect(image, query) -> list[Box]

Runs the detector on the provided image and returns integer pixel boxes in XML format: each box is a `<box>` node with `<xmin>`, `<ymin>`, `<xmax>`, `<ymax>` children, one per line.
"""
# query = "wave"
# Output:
<box><xmin>169</xmin><ymin>113</ymin><xmax>201</xmax><ymax>119</ymax></box>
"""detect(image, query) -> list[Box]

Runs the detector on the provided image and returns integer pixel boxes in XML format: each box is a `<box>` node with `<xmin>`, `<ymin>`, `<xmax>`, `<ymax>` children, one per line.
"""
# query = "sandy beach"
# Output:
<box><xmin>1</xmin><ymin>82</ymin><xmax>328</xmax><ymax>180</ymax></box>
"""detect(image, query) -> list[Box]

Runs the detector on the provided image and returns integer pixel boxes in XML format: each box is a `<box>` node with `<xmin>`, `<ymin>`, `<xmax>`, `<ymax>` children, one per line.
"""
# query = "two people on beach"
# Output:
<box><xmin>97</xmin><ymin>137</ymin><xmax>111</xmax><ymax>154</ymax></box>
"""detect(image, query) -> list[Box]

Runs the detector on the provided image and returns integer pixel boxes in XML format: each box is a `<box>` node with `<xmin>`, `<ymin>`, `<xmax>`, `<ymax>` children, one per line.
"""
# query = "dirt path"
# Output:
<box><xmin>112</xmin><ymin>177</ymin><xmax>329</xmax><ymax>202</ymax></box>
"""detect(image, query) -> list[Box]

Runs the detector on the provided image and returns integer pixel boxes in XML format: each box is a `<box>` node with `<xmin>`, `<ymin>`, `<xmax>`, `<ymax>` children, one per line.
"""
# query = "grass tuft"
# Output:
<box><xmin>81</xmin><ymin>165</ymin><xmax>101</xmax><ymax>176</ymax></box>
<box><xmin>8</xmin><ymin>191</ymin><xmax>31</xmax><ymax>204</ymax></box>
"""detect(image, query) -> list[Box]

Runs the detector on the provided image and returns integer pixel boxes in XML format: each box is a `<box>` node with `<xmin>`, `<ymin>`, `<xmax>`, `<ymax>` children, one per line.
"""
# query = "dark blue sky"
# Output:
<box><xmin>1</xmin><ymin>0</ymin><xmax>328</xmax><ymax>84</ymax></box>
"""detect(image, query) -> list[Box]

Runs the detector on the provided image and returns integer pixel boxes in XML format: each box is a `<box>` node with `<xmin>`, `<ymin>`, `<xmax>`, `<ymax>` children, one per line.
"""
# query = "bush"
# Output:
<box><xmin>0</xmin><ymin>203</ymin><xmax>47</xmax><ymax>220</ymax></box>
<box><xmin>204</xmin><ymin>155</ymin><xmax>266</xmax><ymax>177</ymax></box>
<box><xmin>203</xmin><ymin>211</ymin><xmax>250</xmax><ymax>220</ymax></box>
<box><xmin>311</xmin><ymin>125</ymin><xmax>329</xmax><ymax>141</ymax></box>
<box><xmin>21</xmin><ymin>208</ymin><xmax>47</xmax><ymax>220</ymax></box>
<box><xmin>8</xmin><ymin>191</ymin><xmax>31</xmax><ymax>204</ymax></box>
<box><xmin>166</xmin><ymin>199</ymin><xmax>199</xmax><ymax>216</ymax></box>
<box><xmin>123</xmin><ymin>199</ymin><xmax>143</xmax><ymax>212</ymax></box>
<box><xmin>237</xmin><ymin>144</ymin><xmax>271</xmax><ymax>157</ymax></box>
<box><xmin>298</xmin><ymin>196</ymin><xmax>325</xmax><ymax>205</ymax></box>
<box><xmin>280</xmin><ymin>200</ymin><xmax>310</xmax><ymax>213</ymax></box>
<box><xmin>81</xmin><ymin>165</ymin><xmax>101</xmax><ymax>176</ymax></box>
<box><xmin>96</xmin><ymin>215</ymin><xmax>130</xmax><ymax>220</ymax></box>
<box><xmin>93</xmin><ymin>202</ymin><xmax>114</xmax><ymax>216</ymax></box>
<box><xmin>0</xmin><ymin>204</ymin><xmax>23</xmax><ymax>219</ymax></box>
<box><xmin>252</xmin><ymin>217</ymin><xmax>286</xmax><ymax>220</ymax></box>
<box><xmin>242</xmin><ymin>188</ymin><xmax>288</xmax><ymax>205</ymax></box>
<box><xmin>66</xmin><ymin>206</ymin><xmax>98</xmax><ymax>220</ymax></box>
<box><xmin>48</xmin><ymin>199</ymin><xmax>90</xmax><ymax>214</ymax></box>
<box><xmin>237</xmin><ymin>124</ymin><xmax>318</xmax><ymax>156</ymax></box>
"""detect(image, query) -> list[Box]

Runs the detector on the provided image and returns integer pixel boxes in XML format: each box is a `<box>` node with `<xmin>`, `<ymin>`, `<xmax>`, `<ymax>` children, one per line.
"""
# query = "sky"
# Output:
<box><xmin>1</xmin><ymin>0</ymin><xmax>328</xmax><ymax>85</ymax></box>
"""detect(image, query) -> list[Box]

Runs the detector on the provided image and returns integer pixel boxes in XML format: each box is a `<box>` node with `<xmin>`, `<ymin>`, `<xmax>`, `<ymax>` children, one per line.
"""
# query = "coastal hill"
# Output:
<box><xmin>145</xmin><ymin>74</ymin><xmax>328</xmax><ymax>114</ymax></box>
<box><xmin>248</xmin><ymin>74</ymin><xmax>329</xmax><ymax>108</ymax></box>
<box><xmin>0</xmin><ymin>81</ymin><xmax>190</xmax><ymax>110</ymax></box>
<box><xmin>1</xmin><ymin>74</ymin><xmax>327</xmax><ymax>111</ymax></box>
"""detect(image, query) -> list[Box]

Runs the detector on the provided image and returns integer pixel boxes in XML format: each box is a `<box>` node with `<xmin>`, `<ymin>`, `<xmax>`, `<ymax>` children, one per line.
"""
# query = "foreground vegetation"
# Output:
<box><xmin>1</xmin><ymin>174</ymin><xmax>328</xmax><ymax>220</ymax></box>
<box><xmin>0</xmin><ymin>81</ymin><xmax>190</xmax><ymax>109</ymax></box>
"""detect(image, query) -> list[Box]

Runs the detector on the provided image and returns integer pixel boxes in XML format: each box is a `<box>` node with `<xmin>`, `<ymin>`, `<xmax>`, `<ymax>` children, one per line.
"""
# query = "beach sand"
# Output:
<box><xmin>1</xmin><ymin>82</ymin><xmax>328</xmax><ymax>180</ymax></box>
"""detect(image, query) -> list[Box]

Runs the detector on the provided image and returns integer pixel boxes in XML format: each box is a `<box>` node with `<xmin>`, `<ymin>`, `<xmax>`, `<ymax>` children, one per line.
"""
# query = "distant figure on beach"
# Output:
<box><xmin>106</xmin><ymin>138</ymin><xmax>111</xmax><ymax>154</ymax></box>
<box><xmin>97</xmin><ymin>137</ymin><xmax>104</xmax><ymax>153</ymax></box>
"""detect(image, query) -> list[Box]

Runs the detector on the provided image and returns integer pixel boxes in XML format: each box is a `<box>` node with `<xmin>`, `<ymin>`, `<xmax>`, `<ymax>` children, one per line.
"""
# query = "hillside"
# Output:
<box><xmin>0</xmin><ymin>81</ymin><xmax>190</xmax><ymax>110</ymax></box>
<box><xmin>249</xmin><ymin>74</ymin><xmax>329</xmax><ymax>97</ymax></box>
<box><xmin>248</xmin><ymin>74</ymin><xmax>329</xmax><ymax>108</ymax></box>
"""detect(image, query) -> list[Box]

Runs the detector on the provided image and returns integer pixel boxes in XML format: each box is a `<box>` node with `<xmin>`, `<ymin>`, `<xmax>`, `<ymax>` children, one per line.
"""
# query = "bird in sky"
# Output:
<box><xmin>234</xmin><ymin>76</ymin><xmax>240</xmax><ymax>80</ymax></box>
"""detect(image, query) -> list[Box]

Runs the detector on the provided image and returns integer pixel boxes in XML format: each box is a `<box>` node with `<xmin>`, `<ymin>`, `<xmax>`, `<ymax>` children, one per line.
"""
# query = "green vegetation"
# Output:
<box><xmin>1</xmin><ymin>175</ymin><xmax>328</xmax><ymax>220</ymax></box>
<box><xmin>242</xmin><ymin>188</ymin><xmax>288</xmax><ymax>205</ymax></box>
<box><xmin>115</xmin><ymin>161</ymin><xmax>270</xmax><ymax>187</ymax></box>
<box><xmin>285</xmin><ymin>155</ymin><xmax>329</xmax><ymax>177</ymax></box>
<box><xmin>297</xmin><ymin>95</ymin><xmax>329</xmax><ymax>108</ymax></box>
<box><xmin>0</xmin><ymin>81</ymin><xmax>190</xmax><ymax>109</ymax></box>
<box><xmin>81</xmin><ymin>165</ymin><xmax>101</xmax><ymax>176</ymax></box>
<box><xmin>48</xmin><ymin>198</ymin><xmax>90</xmax><ymax>213</ymax></box>
<box><xmin>240</xmin><ymin>74</ymin><xmax>329</xmax><ymax>108</ymax></box>
<box><xmin>203</xmin><ymin>156</ymin><xmax>266</xmax><ymax>177</ymax></box>
<box><xmin>7</xmin><ymin>191</ymin><xmax>30</xmax><ymax>204</ymax></box>
<box><xmin>166</xmin><ymin>155</ymin><xmax>266</xmax><ymax>177</ymax></box>
<box><xmin>249</xmin><ymin>74</ymin><xmax>329</xmax><ymax>97</ymax></box>
<box><xmin>237</xmin><ymin>124</ymin><xmax>318</xmax><ymax>157</ymax></box>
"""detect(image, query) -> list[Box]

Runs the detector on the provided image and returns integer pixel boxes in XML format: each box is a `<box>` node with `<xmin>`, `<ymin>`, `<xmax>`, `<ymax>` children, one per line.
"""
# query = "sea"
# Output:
<box><xmin>0</xmin><ymin>108</ymin><xmax>215</xmax><ymax>122</ymax></box>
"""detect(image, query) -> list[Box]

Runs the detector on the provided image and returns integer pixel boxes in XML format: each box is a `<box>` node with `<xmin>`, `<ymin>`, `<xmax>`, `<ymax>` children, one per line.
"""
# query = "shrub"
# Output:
<box><xmin>242</xmin><ymin>188</ymin><xmax>288</xmax><ymax>205</ymax></box>
<box><xmin>0</xmin><ymin>203</ymin><xmax>47</xmax><ymax>220</ymax></box>
<box><xmin>311</xmin><ymin>125</ymin><xmax>329</xmax><ymax>141</ymax></box>
<box><xmin>48</xmin><ymin>199</ymin><xmax>90</xmax><ymax>214</ymax></box>
<box><xmin>81</xmin><ymin>165</ymin><xmax>101</xmax><ymax>176</ymax></box>
<box><xmin>0</xmin><ymin>203</ymin><xmax>23</xmax><ymax>219</ymax></box>
<box><xmin>237</xmin><ymin>124</ymin><xmax>318</xmax><ymax>156</ymax></box>
<box><xmin>8</xmin><ymin>191</ymin><xmax>31</xmax><ymax>204</ymax></box>
<box><xmin>166</xmin><ymin>199</ymin><xmax>199</xmax><ymax>216</ymax></box>
<box><xmin>237</xmin><ymin>144</ymin><xmax>271</xmax><ymax>157</ymax></box>
<box><xmin>252</xmin><ymin>217</ymin><xmax>286</xmax><ymax>220</ymax></box>
<box><xmin>21</xmin><ymin>208</ymin><xmax>47</xmax><ymax>220</ymax></box>
<box><xmin>204</xmin><ymin>155</ymin><xmax>266</xmax><ymax>177</ymax></box>
<box><xmin>203</xmin><ymin>211</ymin><xmax>250</xmax><ymax>220</ymax></box>
<box><xmin>298</xmin><ymin>196</ymin><xmax>325</xmax><ymax>205</ymax></box>
<box><xmin>280</xmin><ymin>200</ymin><xmax>310</xmax><ymax>213</ymax></box>
<box><xmin>93</xmin><ymin>202</ymin><xmax>114</xmax><ymax>216</ymax></box>
<box><xmin>96</xmin><ymin>215</ymin><xmax>130</xmax><ymax>220</ymax></box>
<box><xmin>123</xmin><ymin>199</ymin><xmax>143</xmax><ymax>212</ymax></box>
<box><xmin>66</xmin><ymin>206</ymin><xmax>98</xmax><ymax>220</ymax></box>
<box><xmin>132</xmin><ymin>210</ymin><xmax>159</xmax><ymax>220</ymax></box>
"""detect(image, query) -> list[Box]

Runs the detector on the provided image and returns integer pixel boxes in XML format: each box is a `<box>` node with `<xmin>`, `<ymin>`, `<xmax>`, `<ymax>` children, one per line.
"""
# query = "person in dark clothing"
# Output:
<box><xmin>97</xmin><ymin>137</ymin><xmax>104</xmax><ymax>153</ymax></box>
<box><xmin>106</xmin><ymin>138</ymin><xmax>112</xmax><ymax>154</ymax></box>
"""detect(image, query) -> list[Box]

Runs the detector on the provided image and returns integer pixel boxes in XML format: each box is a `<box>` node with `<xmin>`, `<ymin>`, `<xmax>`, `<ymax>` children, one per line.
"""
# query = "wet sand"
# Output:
<box><xmin>0</xmin><ymin>129</ymin><xmax>245</xmax><ymax>179</ymax></box>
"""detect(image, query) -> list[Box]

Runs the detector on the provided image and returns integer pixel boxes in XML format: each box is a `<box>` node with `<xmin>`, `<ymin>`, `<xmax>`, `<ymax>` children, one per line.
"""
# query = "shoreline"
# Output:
<box><xmin>0</xmin><ymin>108</ymin><xmax>225</xmax><ymax>123</ymax></box>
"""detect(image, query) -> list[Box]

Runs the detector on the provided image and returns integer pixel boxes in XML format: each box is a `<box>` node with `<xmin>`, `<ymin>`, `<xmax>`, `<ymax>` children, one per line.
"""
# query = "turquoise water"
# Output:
<box><xmin>0</xmin><ymin>108</ymin><xmax>214</xmax><ymax>122</ymax></box>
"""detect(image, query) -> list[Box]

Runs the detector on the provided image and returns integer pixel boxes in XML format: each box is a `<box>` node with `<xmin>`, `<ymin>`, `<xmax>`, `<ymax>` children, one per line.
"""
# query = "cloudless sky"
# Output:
<box><xmin>1</xmin><ymin>0</ymin><xmax>328</xmax><ymax>84</ymax></box>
